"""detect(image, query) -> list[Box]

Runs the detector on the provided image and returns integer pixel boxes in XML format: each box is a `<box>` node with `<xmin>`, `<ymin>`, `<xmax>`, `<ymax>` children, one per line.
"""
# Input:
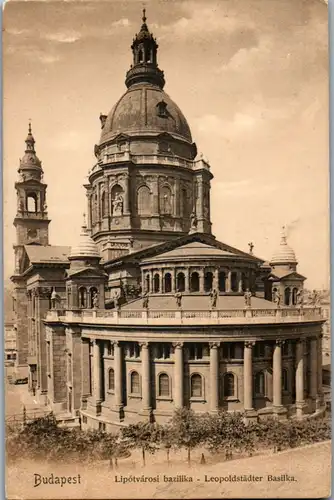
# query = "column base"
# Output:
<box><xmin>243</xmin><ymin>409</ymin><xmax>258</xmax><ymax>422</ymax></box>
<box><xmin>316</xmin><ymin>393</ymin><xmax>324</xmax><ymax>411</ymax></box>
<box><xmin>139</xmin><ymin>408</ymin><xmax>154</xmax><ymax>422</ymax></box>
<box><xmin>273</xmin><ymin>405</ymin><xmax>288</xmax><ymax>420</ymax></box>
<box><xmin>295</xmin><ymin>401</ymin><xmax>308</xmax><ymax>418</ymax></box>
<box><xmin>111</xmin><ymin>405</ymin><xmax>124</xmax><ymax>421</ymax></box>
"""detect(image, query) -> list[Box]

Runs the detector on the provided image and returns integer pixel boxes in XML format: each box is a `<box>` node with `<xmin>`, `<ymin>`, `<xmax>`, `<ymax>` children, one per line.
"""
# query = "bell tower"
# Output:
<box><xmin>13</xmin><ymin>123</ymin><xmax>50</xmax><ymax>273</ymax></box>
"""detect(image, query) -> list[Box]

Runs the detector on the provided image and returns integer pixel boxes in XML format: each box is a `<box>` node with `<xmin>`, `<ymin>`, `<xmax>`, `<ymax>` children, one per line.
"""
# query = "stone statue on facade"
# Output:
<box><xmin>175</xmin><ymin>290</ymin><xmax>182</xmax><ymax>308</ymax></box>
<box><xmin>210</xmin><ymin>288</ymin><xmax>218</xmax><ymax>308</ymax></box>
<box><xmin>310</xmin><ymin>289</ymin><xmax>320</xmax><ymax>307</ymax></box>
<box><xmin>51</xmin><ymin>288</ymin><xmax>58</xmax><ymax>309</ymax></box>
<box><xmin>190</xmin><ymin>212</ymin><xmax>197</xmax><ymax>231</ymax></box>
<box><xmin>273</xmin><ymin>289</ymin><xmax>281</xmax><ymax>307</ymax></box>
<box><xmin>296</xmin><ymin>289</ymin><xmax>304</xmax><ymax>307</ymax></box>
<box><xmin>93</xmin><ymin>292</ymin><xmax>99</xmax><ymax>309</ymax></box>
<box><xmin>112</xmin><ymin>192</ymin><xmax>123</xmax><ymax>216</ymax></box>
<box><xmin>142</xmin><ymin>291</ymin><xmax>149</xmax><ymax>309</ymax></box>
<box><xmin>244</xmin><ymin>288</ymin><xmax>252</xmax><ymax>308</ymax></box>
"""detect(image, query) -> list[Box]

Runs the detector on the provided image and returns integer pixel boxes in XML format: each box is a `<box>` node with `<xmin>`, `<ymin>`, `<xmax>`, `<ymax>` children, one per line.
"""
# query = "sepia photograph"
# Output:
<box><xmin>3</xmin><ymin>0</ymin><xmax>331</xmax><ymax>498</ymax></box>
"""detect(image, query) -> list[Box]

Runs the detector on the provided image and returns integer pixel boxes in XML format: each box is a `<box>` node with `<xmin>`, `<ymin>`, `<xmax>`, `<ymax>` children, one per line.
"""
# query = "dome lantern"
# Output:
<box><xmin>125</xmin><ymin>9</ymin><xmax>165</xmax><ymax>89</ymax></box>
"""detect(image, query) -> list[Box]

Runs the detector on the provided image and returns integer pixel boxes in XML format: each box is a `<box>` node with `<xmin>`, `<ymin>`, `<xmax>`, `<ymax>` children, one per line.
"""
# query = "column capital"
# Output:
<box><xmin>244</xmin><ymin>340</ymin><xmax>255</xmax><ymax>349</ymax></box>
<box><xmin>209</xmin><ymin>342</ymin><xmax>220</xmax><ymax>349</ymax></box>
<box><xmin>275</xmin><ymin>339</ymin><xmax>285</xmax><ymax>347</ymax></box>
<box><xmin>139</xmin><ymin>341</ymin><xmax>149</xmax><ymax>349</ymax></box>
<box><xmin>173</xmin><ymin>341</ymin><xmax>183</xmax><ymax>349</ymax></box>
<box><xmin>111</xmin><ymin>340</ymin><xmax>120</xmax><ymax>347</ymax></box>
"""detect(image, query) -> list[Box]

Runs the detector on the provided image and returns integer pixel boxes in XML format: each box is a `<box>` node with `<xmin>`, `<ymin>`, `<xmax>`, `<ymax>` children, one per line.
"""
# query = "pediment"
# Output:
<box><xmin>113</xmin><ymin>133</ymin><xmax>130</xmax><ymax>142</ymax></box>
<box><xmin>104</xmin><ymin>232</ymin><xmax>263</xmax><ymax>268</ymax></box>
<box><xmin>66</xmin><ymin>267</ymin><xmax>108</xmax><ymax>279</ymax></box>
<box><xmin>268</xmin><ymin>271</ymin><xmax>306</xmax><ymax>281</ymax></box>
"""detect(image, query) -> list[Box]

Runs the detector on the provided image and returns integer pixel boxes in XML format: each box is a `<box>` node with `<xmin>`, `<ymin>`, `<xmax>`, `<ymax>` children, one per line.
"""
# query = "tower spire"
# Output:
<box><xmin>125</xmin><ymin>9</ymin><xmax>165</xmax><ymax>89</ymax></box>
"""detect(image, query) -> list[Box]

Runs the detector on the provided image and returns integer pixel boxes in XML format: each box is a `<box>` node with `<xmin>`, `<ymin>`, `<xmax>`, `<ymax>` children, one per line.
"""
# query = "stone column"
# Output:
<box><xmin>244</xmin><ymin>341</ymin><xmax>255</xmax><ymax>411</ymax></box>
<box><xmin>171</xmin><ymin>269</ymin><xmax>176</xmax><ymax>293</ymax></box>
<box><xmin>199</xmin><ymin>269</ymin><xmax>205</xmax><ymax>293</ymax></box>
<box><xmin>214</xmin><ymin>268</ymin><xmax>219</xmax><ymax>290</ymax></box>
<box><xmin>123</xmin><ymin>175</ymin><xmax>130</xmax><ymax>214</ymax></box>
<box><xmin>238</xmin><ymin>271</ymin><xmax>243</xmax><ymax>293</ymax></box>
<box><xmin>227</xmin><ymin>271</ymin><xmax>232</xmax><ymax>293</ymax></box>
<box><xmin>114</xmin><ymin>341</ymin><xmax>123</xmax><ymax>409</ymax></box>
<box><xmin>173</xmin><ymin>342</ymin><xmax>184</xmax><ymax>408</ymax></box>
<box><xmin>93</xmin><ymin>340</ymin><xmax>103</xmax><ymax>403</ymax></box>
<box><xmin>152</xmin><ymin>177</ymin><xmax>159</xmax><ymax>215</ymax></box>
<box><xmin>295</xmin><ymin>339</ymin><xmax>306</xmax><ymax>417</ymax></box>
<box><xmin>140</xmin><ymin>342</ymin><xmax>151</xmax><ymax>413</ymax></box>
<box><xmin>273</xmin><ymin>340</ymin><xmax>286</xmax><ymax>415</ymax></box>
<box><xmin>209</xmin><ymin>342</ymin><xmax>220</xmax><ymax>412</ymax></box>
<box><xmin>185</xmin><ymin>268</ymin><xmax>190</xmax><ymax>293</ymax></box>
<box><xmin>310</xmin><ymin>337</ymin><xmax>318</xmax><ymax>400</ymax></box>
<box><xmin>81</xmin><ymin>339</ymin><xmax>90</xmax><ymax>407</ymax></box>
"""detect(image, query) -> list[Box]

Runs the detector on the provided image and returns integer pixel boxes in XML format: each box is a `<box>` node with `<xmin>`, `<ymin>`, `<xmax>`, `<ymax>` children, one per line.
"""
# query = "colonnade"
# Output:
<box><xmin>142</xmin><ymin>267</ymin><xmax>252</xmax><ymax>294</ymax></box>
<box><xmin>83</xmin><ymin>336</ymin><xmax>323</xmax><ymax>417</ymax></box>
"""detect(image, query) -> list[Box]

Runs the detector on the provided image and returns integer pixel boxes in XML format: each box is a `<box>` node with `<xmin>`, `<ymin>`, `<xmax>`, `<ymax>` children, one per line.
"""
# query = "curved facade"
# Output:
<box><xmin>13</xmin><ymin>11</ymin><xmax>326</xmax><ymax>430</ymax></box>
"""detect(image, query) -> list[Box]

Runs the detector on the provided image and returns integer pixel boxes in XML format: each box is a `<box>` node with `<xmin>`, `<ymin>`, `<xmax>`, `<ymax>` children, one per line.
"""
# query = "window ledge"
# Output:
<box><xmin>223</xmin><ymin>397</ymin><xmax>239</xmax><ymax>402</ymax></box>
<box><xmin>128</xmin><ymin>394</ymin><xmax>142</xmax><ymax>400</ymax></box>
<box><xmin>156</xmin><ymin>396</ymin><xmax>173</xmax><ymax>402</ymax></box>
<box><xmin>107</xmin><ymin>390</ymin><xmax>115</xmax><ymax>395</ymax></box>
<box><xmin>190</xmin><ymin>397</ymin><xmax>206</xmax><ymax>403</ymax></box>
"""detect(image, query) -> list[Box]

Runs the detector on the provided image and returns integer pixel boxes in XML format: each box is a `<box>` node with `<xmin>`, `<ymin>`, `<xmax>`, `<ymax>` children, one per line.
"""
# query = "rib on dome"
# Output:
<box><xmin>70</xmin><ymin>218</ymin><xmax>100</xmax><ymax>259</ymax></box>
<box><xmin>270</xmin><ymin>228</ymin><xmax>297</xmax><ymax>265</ymax></box>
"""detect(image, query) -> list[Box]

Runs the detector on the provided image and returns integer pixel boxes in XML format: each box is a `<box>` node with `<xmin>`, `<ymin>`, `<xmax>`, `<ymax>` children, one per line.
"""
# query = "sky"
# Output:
<box><xmin>3</xmin><ymin>0</ymin><xmax>329</xmax><ymax>288</ymax></box>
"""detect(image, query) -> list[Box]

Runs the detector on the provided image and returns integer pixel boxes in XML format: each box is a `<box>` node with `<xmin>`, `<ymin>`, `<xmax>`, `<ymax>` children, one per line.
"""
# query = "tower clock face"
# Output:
<box><xmin>27</xmin><ymin>228</ymin><xmax>38</xmax><ymax>240</ymax></box>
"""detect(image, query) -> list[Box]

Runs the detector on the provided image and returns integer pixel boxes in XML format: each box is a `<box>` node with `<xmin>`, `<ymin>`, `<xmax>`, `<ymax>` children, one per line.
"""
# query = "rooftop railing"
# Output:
<box><xmin>45</xmin><ymin>306</ymin><xmax>323</xmax><ymax>326</ymax></box>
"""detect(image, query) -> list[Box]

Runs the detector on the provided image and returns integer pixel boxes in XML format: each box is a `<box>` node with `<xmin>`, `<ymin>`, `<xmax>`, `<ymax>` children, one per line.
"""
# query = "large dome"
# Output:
<box><xmin>99</xmin><ymin>83</ymin><xmax>192</xmax><ymax>145</ymax></box>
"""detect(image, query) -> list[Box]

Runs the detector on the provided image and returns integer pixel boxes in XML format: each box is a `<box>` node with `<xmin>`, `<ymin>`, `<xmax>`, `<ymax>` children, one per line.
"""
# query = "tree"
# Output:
<box><xmin>170</xmin><ymin>408</ymin><xmax>205</xmax><ymax>465</ymax></box>
<box><xmin>121</xmin><ymin>422</ymin><xmax>158</xmax><ymax>466</ymax></box>
<box><xmin>157</xmin><ymin>423</ymin><xmax>175</xmax><ymax>464</ymax></box>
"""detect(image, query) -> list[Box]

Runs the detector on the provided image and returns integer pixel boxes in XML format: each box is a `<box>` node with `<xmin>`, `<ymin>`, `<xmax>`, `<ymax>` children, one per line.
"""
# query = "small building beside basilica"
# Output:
<box><xmin>11</xmin><ymin>11</ymin><xmax>325</xmax><ymax>429</ymax></box>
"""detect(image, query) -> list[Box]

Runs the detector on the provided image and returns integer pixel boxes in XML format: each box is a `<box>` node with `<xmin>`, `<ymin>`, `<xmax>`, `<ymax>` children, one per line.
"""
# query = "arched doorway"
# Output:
<box><xmin>204</xmin><ymin>271</ymin><xmax>213</xmax><ymax>292</ymax></box>
<box><xmin>153</xmin><ymin>274</ymin><xmax>160</xmax><ymax>293</ymax></box>
<box><xmin>190</xmin><ymin>272</ymin><xmax>200</xmax><ymax>292</ymax></box>
<box><xmin>284</xmin><ymin>287</ymin><xmax>291</xmax><ymax>306</ymax></box>
<box><xmin>164</xmin><ymin>273</ymin><xmax>172</xmax><ymax>293</ymax></box>
<box><xmin>218</xmin><ymin>271</ymin><xmax>226</xmax><ymax>292</ymax></box>
<box><xmin>176</xmin><ymin>272</ymin><xmax>185</xmax><ymax>292</ymax></box>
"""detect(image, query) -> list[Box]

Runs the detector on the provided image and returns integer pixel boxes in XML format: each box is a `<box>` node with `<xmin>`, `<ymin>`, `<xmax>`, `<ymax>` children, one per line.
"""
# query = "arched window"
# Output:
<box><xmin>176</xmin><ymin>272</ymin><xmax>185</xmax><ymax>292</ymax></box>
<box><xmin>204</xmin><ymin>271</ymin><xmax>213</xmax><ymax>292</ymax></box>
<box><xmin>182</xmin><ymin>188</ymin><xmax>188</xmax><ymax>218</ymax></box>
<box><xmin>27</xmin><ymin>193</ymin><xmax>38</xmax><ymax>213</ymax></box>
<box><xmin>158</xmin><ymin>373</ymin><xmax>170</xmax><ymax>396</ymax></box>
<box><xmin>164</xmin><ymin>273</ymin><xmax>172</xmax><ymax>293</ymax></box>
<box><xmin>282</xmin><ymin>369</ymin><xmax>288</xmax><ymax>391</ymax></box>
<box><xmin>130</xmin><ymin>371</ymin><xmax>140</xmax><ymax>394</ymax></box>
<box><xmin>108</xmin><ymin>369</ymin><xmax>115</xmax><ymax>391</ymax></box>
<box><xmin>160</xmin><ymin>186</ymin><xmax>172</xmax><ymax>215</ymax></box>
<box><xmin>191</xmin><ymin>373</ymin><xmax>202</xmax><ymax>398</ymax></box>
<box><xmin>284</xmin><ymin>287</ymin><xmax>291</xmax><ymax>306</ymax></box>
<box><xmin>137</xmin><ymin>186</ymin><xmax>151</xmax><ymax>215</ymax></box>
<box><xmin>223</xmin><ymin>373</ymin><xmax>235</xmax><ymax>397</ymax></box>
<box><xmin>190</xmin><ymin>272</ymin><xmax>200</xmax><ymax>292</ymax></box>
<box><xmin>90</xmin><ymin>287</ymin><xmax>98</xmax><ymax>309</ymax></box>
<box><xmin>153</xmin><ymin>273</ymin><xmax>160</xmax><ymax>293</ymax></box>
<box><xmin>292</xmin><ymin>288</ymin><xmax>298</xmax><ymax>306</ymax></box>
<box><xmin>145</xmin><ymin>274</ymin><xmax>150</xmax><ymax>293</ymax></box>
<box><xmin>255</xmin><ymin>371</ymin><xmax>265</xmax><ymax>396</ymax></box>
<box><xmin>101</xmin><ymin>191</ymin><xmax>107</xmax><ymax>217</ymax></box>
<box><xmin>231</xmin><ymin>272</ymin><xmax>238</xmax><ymax>292</ymax></box>
<box><xmin>79</xmin><ymin>287</ymin><xmax>87</xmax><ymax>308</ymax></box>
<box><xmin>138</xmin><ymin>49</ymin><xmax>143</xmax><ymax>63</ymax></box>
<box><xmin>272</xmin><ymin>287</ymin><xmax>277</xmax><ymax>302</ymax></box>
<box><xmin>241</xmin><ymin>273</ymin><xmax>248</xmax><ymax>292</ymax></box>
<box><xmin>218</xmin><ymin>271</ymin><xmax>226</xmax><ymax>292</ymax></box>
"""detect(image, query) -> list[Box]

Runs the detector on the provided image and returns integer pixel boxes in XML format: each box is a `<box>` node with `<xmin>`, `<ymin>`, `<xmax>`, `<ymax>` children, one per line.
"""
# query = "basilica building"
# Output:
<box><xmin>11</xmin><ymin>12</ymin><xmax>325</xmax><ymax>429</ymax></box>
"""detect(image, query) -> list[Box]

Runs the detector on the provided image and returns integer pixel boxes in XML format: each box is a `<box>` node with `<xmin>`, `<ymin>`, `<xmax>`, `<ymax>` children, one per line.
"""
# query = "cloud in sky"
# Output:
<box><xmin>44</xmin><ymin>31</ymin><xmax>82</xmax><ymax>44</ymax></box>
